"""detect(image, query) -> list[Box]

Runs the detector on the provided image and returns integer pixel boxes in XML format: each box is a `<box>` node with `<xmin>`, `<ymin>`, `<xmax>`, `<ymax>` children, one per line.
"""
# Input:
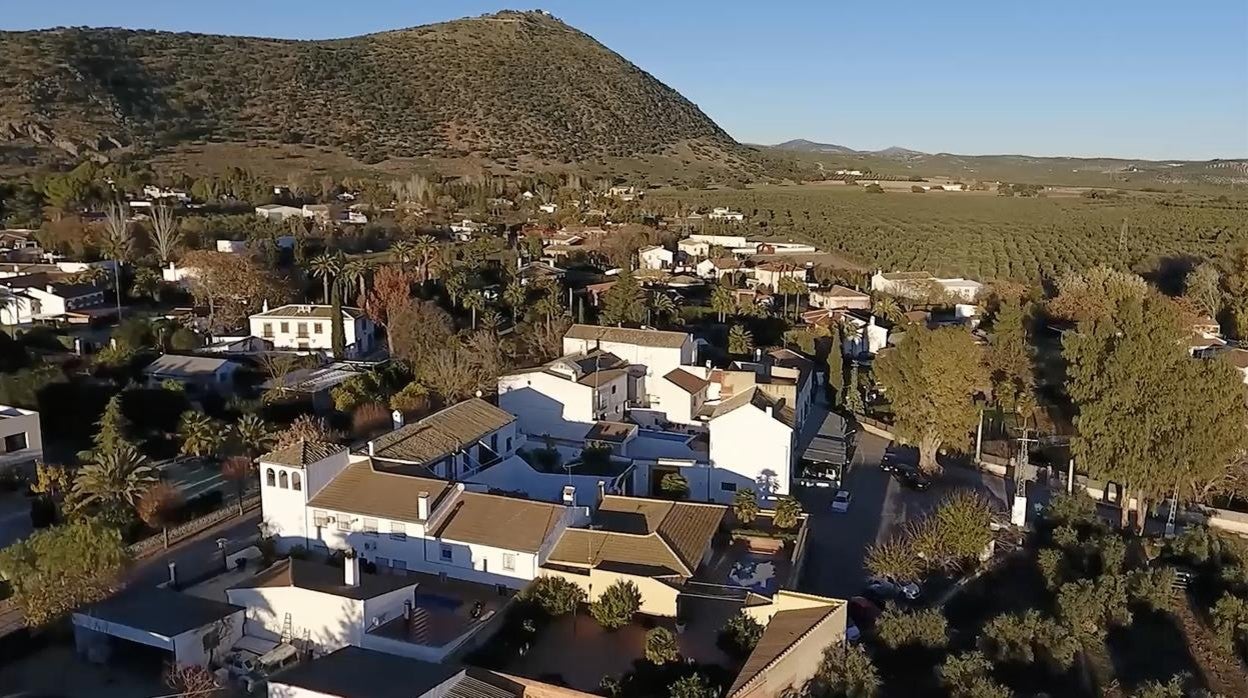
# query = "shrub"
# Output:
<box><xmin>352</xmin><ymin>402</ymin><xmax>391</xmax><ymax>438</ymax></box>
<box><xmin>169</xmin><ymin>328</ymin><xmax>203</xmax><ymax>352</ymax></box>
<box><xmin>645</xmin><ymin>627</ymin><xmax>680</xmax><ymax>665</ymax></box>
<box><xmin>732</xmin><ymin>488</ymin><xmax>759</xmax><ymax>525</ymax></box>
<box><xmin>520</xmin><ymin>576</ymin><xmax>586</xmax><ymax>617</ymax></box>
<box><xmin>805</xmin><ymin>643</ymin><xmax>880</xmax><ymax>698</ymax></box>
<box><xmin>940</xmin><ymin>651</ymin><xmax>1009</xmax><ymax>698</ymax></box>
<box><xmin>717</xmin><ymin>612</ymin><xmax>763</xmax><ymax>660</ymax></box>
<box><xmin>668</xmin><ymin>673</ymin><xmax>716</xmax><ymax>698</ymax></box>
<box><xmin>772</xmin><ymin>496</ymin><xmax>803</xmax><ymax>530</ymax></box>
<box><xmin>660</xmin><ymin>472</ymin><xmax>689</xmax><ymax>500</ymax></box>
<box><xmin>876</xmin><ymin>606</ymin><xmax>948</xmax><ymax>649</ymax></box>
<box><xmin>865</xmin><ymin>537</ymin><xmax>923</xmax><ymax>582</ymax></box>
<box><xmin>590</xmin><ymin>580</ymin><xmax>641</xmax><ymax>630</ymax></box>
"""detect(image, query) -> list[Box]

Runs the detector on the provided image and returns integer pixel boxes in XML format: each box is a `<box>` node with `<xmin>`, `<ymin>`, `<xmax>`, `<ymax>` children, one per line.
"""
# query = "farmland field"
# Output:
<box><xmin>651</xmin><ymin>184</ymin><xmax>1248</xmax><ymax>282</ymax></box>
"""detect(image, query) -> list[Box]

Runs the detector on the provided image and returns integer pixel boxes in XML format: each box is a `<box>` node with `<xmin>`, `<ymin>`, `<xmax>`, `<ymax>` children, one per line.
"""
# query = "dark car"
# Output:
<box><xmin>879</xmin><ymin>452</ymin><xmax>901</xmax><ymax>473</ymax></box>
<box><xmin>894</xmin><ymin>468</ymin><xmax>931</xmax><ymax>491</ymax></box>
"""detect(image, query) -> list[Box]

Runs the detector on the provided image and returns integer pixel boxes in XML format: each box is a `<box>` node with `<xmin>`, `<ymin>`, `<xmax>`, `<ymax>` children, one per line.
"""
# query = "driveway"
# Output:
<box><xmin>795</xmin><ymin>432</ymin><xmax>1013</xmax><ymax>600</ymax></box>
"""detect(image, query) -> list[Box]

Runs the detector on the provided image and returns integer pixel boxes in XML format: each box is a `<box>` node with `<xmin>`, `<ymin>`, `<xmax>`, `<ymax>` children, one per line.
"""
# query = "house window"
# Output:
<box><xmin>505</xmin><ymin>437</ymin><xmax>512</xmax><ymax>452</ymax></box>
<box><xmin>363</xmin><ymin>518</ymin><xmax>378</xmax><ymax>535</ymax></box>
<box><xmin>262</xmin><ymin>322</ymin><xmax>273</xmax><ymax>337</ymax></box>
<box><xmin>390</xmin><ymin>522</ymin><xmax>406</xmax><ymax>541</ymax></box>
<box><xmin>440</xmin><ymin>545</ymin><xmax>453</xmax><ymax>562</ymax></box>
<box><xmin>720</xmin><ymin>482</ymin><xmax>738</xmax><ymax>492</ymax></box>
<box><xmin>296</xmin><ymin>322</ymin><xmax>308</xmax><ymax>337</ymax></box>
<box><xmin>3</xmin><ymin>433</ymin><xmax>27</xmax><ymax>453</ymax></box>
<box><xmin>313</xmin><ymin>510</ymin><xmax>328</xmax><ymax>528</ymax></box>
<box><xmin>337</xmin><ymin>517</ymin><xmax>352</xmax><ymax>532</ymax></box>
<box><xmin>502</xmin><ymin>553</ymin><xmax>516</xmax><ymax>571</ymax></box>
<box><xmin>611</xmin><ymin>385</ymin><xmax>617</xmax><ymax>394</ymax></box>
<box><xmin>266</xmin><ymin>469</ymin><xmax>276</xmax><ymax>487</ymax></box>
<box><xmin>291</xmin><ymin>473</ymin><xmax>302</xmax><ymax>491</ymax></box>
<box><xmin>313</xmin><ymin>323</ymin><xmax>323</xmax><ymax>335</ymax></box>
<box><xmin>279</xmin><ymin>322</ymin><xmax>289</xmax><ymax>333</ymax></box>
<box><xmin>278</xmin><ymin>471</ymin><xmax>288</xmax><ymax>489</ymax></box>
<box><xmin>392</xmin><ymin>559</ymin><xmax>407</xmax><ymax>573</ymax></box>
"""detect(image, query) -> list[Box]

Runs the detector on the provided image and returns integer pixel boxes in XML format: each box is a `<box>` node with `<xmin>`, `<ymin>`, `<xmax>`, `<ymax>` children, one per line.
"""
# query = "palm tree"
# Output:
<box><xmin>178</xmin><ymin>412</ymin><xmax>227</xmax><ymax>461</ymax></box>
<box><xmin>234</xmin><ymin>413</ymin><xmax>274</xmax><ymax>457</ymax></box>
<box><xmin>101</xmin><ymin>200</ymin><xmax>133</xmax><ymax>318</ymax></box>
<box><xmin>147</xmin><ymin>203</ymin><xmax>181</xmax><ymax>263</ymax></box>
<box><xmin>390</xmin><ymin>240</ymin><xmax>416</xmax><ymax>268</ymax></box>
<box><xmin>413</xmin><ymin>235</ymin><xmax>437</xmax><ymax>284</ymax></box>
<box><xmin>342</xmin><ymin>258</ymin><xmax>374</xmax><ymax>300</ymax></box>
<box><xmin>872</xmin><ymin>295</ymin><xmax>906</xmax><ymax>324</ymax></box>
<box><xmin>130</xmin><ymin>266</ymin><xmax>162</xmax><ymax>302</ymax></box>
<box><xmin>503</xmin><ymin>281</ymin><xmax>526</xmax><ymax>322</ymax></box>
<box><xmin>479</xmin><ymin>308</ymin><xmax>503</xmax><ymax>334</ymax></box>
<box><xmin>309</xmin><ymin>253</ymin><xmax>341</xmax><ymax>303</ymax></box>
<box><xmin>444</xmin><ymin>268</ymin><xmax>468</xmax><ymax>308</ymax></box>
<box><xmin>711</xmin><ymin>284</ymin><xmax>736</xmax><ymax>323</ymax></box>
<box><xmin>728</xmin><ymin>324</ymin><xmax>754</xmax><ymax>357</ymax></box>
<box><xmin>463</xmin><ymin>290</ymin><xmax>486</xmax><ymax>329</ymax></box>
<box><xmin>647</xmin><ymin>293</ymin><xmax>677</xmax><ymax>327</ymax></box>
<box><xmin>70</xmin><ymin>443</ymin><xmax>158</xmax><ymax>522</ymax></box>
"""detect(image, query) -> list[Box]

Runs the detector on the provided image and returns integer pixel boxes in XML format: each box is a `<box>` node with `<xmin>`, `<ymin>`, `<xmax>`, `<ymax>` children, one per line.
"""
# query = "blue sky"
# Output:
<box><xmin>4</xmin><ymin>1</ymin><xmax>1246</xmax><ymax>160</ymax></box>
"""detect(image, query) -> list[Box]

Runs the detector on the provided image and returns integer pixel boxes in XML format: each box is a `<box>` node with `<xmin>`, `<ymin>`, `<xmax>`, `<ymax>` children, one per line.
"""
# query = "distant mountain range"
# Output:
<box><xmin>768</xmin><ymin>140</ymin><xmax>1248</xmax><ymax>187</ymax></box>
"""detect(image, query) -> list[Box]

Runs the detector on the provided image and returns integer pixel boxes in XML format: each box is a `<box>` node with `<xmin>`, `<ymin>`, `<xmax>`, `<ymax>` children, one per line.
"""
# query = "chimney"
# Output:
<box><xmin>344</xmin><ymin>549</ymin><xmax>360</xmax><ymax>588</ymax></box>
<box><xmin>391</xmin><ymin>409</ymin><xmax>405</xmax><ymax>430</ymax></box>
<box><xmin>417</xmin><ymin>492</ymin><xmax>430</xmax><ymax>520</ymax></box>
<box><xmin>167</xmin><ymin>561</ymin><xmax>178</xmax><ymax>590</ymax></box>
<box><xmin>168</xmin><ymin>261</ymin><xmax>176</xmax><ymax>271</ymax></box>
<box><xmin>367</xmin><ymin>440</ymin><xmax>375</xmax><ymax>456</ymax></box>
<box><xmin>596</xmin><ymin>480</ymin><xmax>606</xmax><ymax>508</ymax></box>
<box><xmin>262</xmin><ymin>299</ymin><xmax>269</xmax><ymax>312</ymax></box>
<box><xmin>754</xmin><ymin>348</ymin><xmax>762</xmax><ymax>361</ymax></box>
<box><xmin>562</xmin><ymin>485</ymin><xmax>576</xmax><ymax>506</ymax></box>
<box><xmin>45</xmin><ymin>285</ymin><xmax>55</xmax><ymax>294</ymax></box>
<box><xmin>403</xmin><ymin>600</ymin><xmax>412</xmax><ymax>620</ymax></box>
<box><xmin>765</xmin><ymin>405</ymin><xmax>774</xmax><ymax>418</ymax></box>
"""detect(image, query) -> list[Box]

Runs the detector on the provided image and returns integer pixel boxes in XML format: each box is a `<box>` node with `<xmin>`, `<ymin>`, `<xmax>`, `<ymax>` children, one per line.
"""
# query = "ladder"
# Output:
<box><xmin>280</xmin><ymin>613</ymin><xmax>293</xmax><ymax>644</ymax></box>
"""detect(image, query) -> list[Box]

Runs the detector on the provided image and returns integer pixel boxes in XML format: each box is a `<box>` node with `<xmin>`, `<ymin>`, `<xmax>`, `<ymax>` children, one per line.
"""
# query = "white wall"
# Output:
<box><xmin>465</xmin><ymin>455</ymin><xmax>612</xmax><ymax>507</ymax></box>
<box><xmin>226</xmin><ymin>586</ymin><xmax>364</xmax><ymax>654</ymax></box>
<box><xmin>498</xmin><ymin>372</ymin><xmax>618</xmax><ymax>439</ymax></box>
<box><xmin>414</xmin><ymin>538</ymin><xmax>538</xmax><ymax>589</ymax></box>
<box><xmin>250</xmin><ymin>312</ymin><xmax>374</xmax><ymax>357</ymax></box>
<box><xmin>0</xmin><ymin>406</ymin><xmax>43</xmax><ymax>467</ymax></box>
<box><xmin>171</xmin><ymin>612</ymin><xmax>246</xmax><ymax>668</ymax></box>
<box><xmin>561</xmin><ymin>338</ymin><xmax>693</xmax><ymax>380</ymax></box>
<box><xmin>708</xmin><ymin>406</ymin><xmax>793</xmax><ymax>498</ymax></box>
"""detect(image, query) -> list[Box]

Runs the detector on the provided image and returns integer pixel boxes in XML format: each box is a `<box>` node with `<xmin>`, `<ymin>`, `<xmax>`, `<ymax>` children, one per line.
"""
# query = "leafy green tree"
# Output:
<box><xmin>1221</xmin><ymin>244</ymin><xmax>1248</xmax><ymax>338</ymax></box>
<box><xmin>733</xmin><ymin>488</ymin><xmax>759</xmax><ymax>525</ymax></box>
<box><xmin>1048</xmin><ymin>265</ymin><xmax>1147</xmax><ymax>325</ymax></box>
<box><xmin>939</xmin><ymin>651</ymin><xmax>1010</xmax><ymax>698</ymax></box>
<box><xmin>504</xmin><ymin>281</ymin><xmax>526</xmax><ymax>322</ymax></box>
<box><xmin>130</xmin><ymin>266</ymin><xmax>163</xmax><ymax>302</ymax></box>
<box><xmin>980</xmin><ymin>610</ymin><xmax>1078</xmax><ymax>674</ymax></box>
<box><xmin>331</xmin><ymin>372</ymin><xmax>387</xmax><ymax>413</ymax></box>
<box><xmin>984</xmin><ymin>297</ymin><xmax>1035</xmax><ymax>412</ymax></box>
<box><xmin>601</xmin><ymin>272</ymin><xmax>645</xmax><ymax>326</ymax></box>
<box><xmin>844</xmin><ymin>362</ymin><xmax>864</xmax><ymax>414</ymax></box>
<box><xmin>773</xmin><ymin>496</ymin><xmax>803</xmax><ymax>530</ymax></box>
<box><xmin>876</xmin><ymin>606</ymin><xmax>948</xmax><ymax>649</ymax></box>
<box><xmin>1057</xmin><ymin>576</ymin><xmax>1132</xmax><ymax>640</ymax></box>
<box><xmin>668</xmin><ymin>673</ymin><xmax>716</xmax><ymax>698</ymax></box>
<box><xmin>932</xmin><ymin>491</ymin><xmax>994</xmax><ymax>570</ymax></box>
<box><xmin>330</xmin><ymin>281</ymin><xmax>346</xmax><ymax>360</ymax></box>
<box><xmin>1130</xmin><ymin>675</ymin><xmax>1191</xmax><ymax>698</ymax></box>
<box><xmin>0</xmin><ymin>520</ymin><xmax>127</xmax><ymax>626</ymax></box>
<box><xmin>717</xmin><ymin>612</ymin><xmax>763</xmax><ymax>659</ymax></box>
<box><xmin>519</xmin><ymin>576</ymin><xmax>586</xmax><ymax>616</ymax></box>
<box><xmin>1212</xmin><ymin>593</ymin><xmax>1248</xmax><ymax>656</ymax></box>
<box><xmin>805</xmin><ymin>643</ymin><xmax>880</xmax><ymax>698</ymax></box>
<box><xmin>660</xmin><ymin>472</ymin><xmax>689</xmax><ymax>500</ymax></box>
<box><xmin>1185</xmin><ymin>262</ymin><xmax>1222</xmax><ymax>320</ymax></box>
<box><xmin>874</xmin><ymin>326</ymin><xmax>986</xmax><ymax>475</ymax></box>
<box><xmin>92</xmin><ymin>395</ymin><xmax>132</xmax><ymax>459</ymax></box>
<box><xmin>590</xmin><ymin>579</ymin><xmax>641</xmax><ymax>630</ymax></box>
<box><xmin>727</xmin><ymin>324</ymin><xmax>753</xmax><ymax>356</ymax></box>
<box><xmin>1064</xmin><ymin>291</ymin><xmax>1248</xmax><ymax>528</ymax></box>
<box><xmin>645</xmin><ymin>627</ymin><xmax>680</xmax><ymax>665</ymax></box>
<box><xmin>169</xmin><ymin>327</ymin><xmax>203</xmax><ymax>352</ymax></box>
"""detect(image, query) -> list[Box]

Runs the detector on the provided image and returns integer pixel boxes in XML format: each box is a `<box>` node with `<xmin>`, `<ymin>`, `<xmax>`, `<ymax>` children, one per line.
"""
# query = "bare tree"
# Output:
<box><xmin>147</xmin><ymin>203</ymin><xmax>182</xmax><ymax>263</ymax></box>
<box><xmin>101</xmin><ymin>201</ymin><xmax>133</xmax><ymax>318</ymax></box>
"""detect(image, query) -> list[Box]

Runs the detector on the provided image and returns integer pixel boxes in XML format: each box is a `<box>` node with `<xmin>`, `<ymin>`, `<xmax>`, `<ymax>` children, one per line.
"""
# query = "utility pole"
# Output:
<box><xmin>1011</xmin><ymin>429</ymin><xmax>1039</xmax><ymax>527</ymax></box>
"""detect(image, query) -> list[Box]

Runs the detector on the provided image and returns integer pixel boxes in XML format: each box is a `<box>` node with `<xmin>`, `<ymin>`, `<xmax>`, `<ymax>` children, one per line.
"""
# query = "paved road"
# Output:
<box><xmin>795</xmin><ymin>432</ymin><xmax>1014</xmax><ymax>600</ymax></box>
<box><xmin>129</xmin><ymin>510</ymin><xmax>263</xmax><ymax>588</ymax></box>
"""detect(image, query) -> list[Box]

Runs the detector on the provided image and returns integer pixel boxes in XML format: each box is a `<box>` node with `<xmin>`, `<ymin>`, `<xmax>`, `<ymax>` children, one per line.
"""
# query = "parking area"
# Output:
<box><xmin>796</xmin><ymin>431</ymin><xmax>1011</xmax><ymax>600</ymax></box>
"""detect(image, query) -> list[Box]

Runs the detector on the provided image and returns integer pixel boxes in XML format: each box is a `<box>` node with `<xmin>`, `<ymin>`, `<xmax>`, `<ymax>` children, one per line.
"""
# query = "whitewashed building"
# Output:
<box><xmin>707</xmin><ymin>388</ymin><xmax>797</xmax><ymax>501</ymax></box>
<box><xmin>638</xmin><ymin>245</ymin><xmax>674</xmax><ymax>271</ymax></box>
<box><xmin>0</xmin><ymin>405</ymin><xmax>42</xmax><ymax>470</ymax></box>
<box><xmin>562</xmin><ymin>324</ymin><xmax>696</xmax><ymax>381</ymax></box>
<box><xmin>870</xmin><ymin>270</ymin><xmax>983</xmax><ymax>303</ymax></box>
<box><xmin>249</xmin><ymin>304</ymin><xmax>376</xmax><ymax>358</ymax></box>
<box><xmin>499</xmin><ymin>351</ymin><xmax>631</xmax><ymax>439</ymax></box>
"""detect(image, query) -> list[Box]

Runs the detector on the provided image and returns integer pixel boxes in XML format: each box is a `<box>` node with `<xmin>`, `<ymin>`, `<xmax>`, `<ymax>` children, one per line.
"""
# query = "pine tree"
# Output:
<box><xmin>845</xmin><ymin>363</ymin><xmax>864</xmax><ymax>414</ymax></box>
<box><xmin>93</xmin><ymin>395</ymin><xmax>131</xmax><ymax>458</ymax></box>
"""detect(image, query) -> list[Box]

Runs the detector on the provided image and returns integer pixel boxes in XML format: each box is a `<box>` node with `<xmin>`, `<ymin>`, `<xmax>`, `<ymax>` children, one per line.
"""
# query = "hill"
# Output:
<box><xmin>0</xmin><ymin>10</ymin><xmax>758</xmax><ymax>179</ymax></box>
<box><xmin>768</xmin><ymin>140</ymin><xmax>1248</xmax><ymax>190</ymax></box>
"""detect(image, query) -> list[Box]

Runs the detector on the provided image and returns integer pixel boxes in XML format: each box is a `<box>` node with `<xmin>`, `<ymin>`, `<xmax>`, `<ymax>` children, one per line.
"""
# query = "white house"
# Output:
<box><xmin>143</xmin><ymin>185</ymin><xmax>190</xmax><ymax>203</ymax></box>
<box><xmin>142</xmin><ymin>354</ymin><xmax>239</xmax><ymax>395</ymax></box>
<box><xmin>696</xmin><ymin>257</ymin><xmax>744</xmax><ymax>281</ymax></box>
<box><xmin>707</xmin><ymin>207</ymin><xmax>745</xmax><ymax>222</ymax></box>
<box><xmin>707</xmin><ymin>388</ymin><xmax>796</xmax><ymax>502</ymax></box>
<box><xmin>678</xmin><ymin>238</ymin><xmax>711</xmax><ymax>260</ymax></box>
<box><xmin>689</xmin><ymin>233</ymin><xmax>749</xmax><ymax>248</ymax></box>
<box><xmin>365</xmin><ymin>399</ymin><xmax>522</xmax><ymax>481</ymax></box>
<box><xmin>538</xmin><ymin>203</ymin><xmax>558</xmax><ymax>214</ymax></box>
<box><xmin>249</xmin><ymin>304</ymin><xmax>376</xmax><ymax>358</ymax></box>
<box><xmin>809</xmin><ymin>285</ymin><xmax>871</xmax><ymax>311</ymax></box>
<box><xmin>838</xmin><ymin>312</ymin><xmax>890</xmax><ymax>356</ymax></box>
<box><xmin>0</xmin><ymin>281</ymin><xmax>109</xmax><ymax>324</ymax></box>
<box><xmin>0</xmin><ymin>405</ymin><xmax>42</xmax><ymax>470</ymax></box>
<box><xmin>498</xmin><ymin>351</ymin><xmax>631</xmax><ymax>439</ymax></box>
<box><xmin>562</xmin><ymin>324</ymin><xmax>696</xmax><ymax>381</ymax></box>
<box><xmin>257</xmin><ymin>439</ymin><xmax>585</xmax><ymax>591</ymax></box>
<box><xmin>871</xmin><ymin>270</ymin><xmax>983</xmax><ymax>303</ymax></box>
<box><xmin>753</xmin><ymin>263</ymin><xmax>807</xmax><ymax>291</ymax></box>
<box><xmin>73</xmin><ymin>588</ymin><xmax>244</xmax><ymax>669</ymax></box>
<box><xmin>255</xmin><ymin>204</ymin><xmax>305</xmax><ymax>223</ymax></box>
<box><xmin>630</xmin><ymin>368</ymin><xmax>710</xmax><ymax>429</ymax></box>
<box><xmin>638</xmin><ymin>245</ymin><xmax>674</xmax><ymax>271</ymax></box>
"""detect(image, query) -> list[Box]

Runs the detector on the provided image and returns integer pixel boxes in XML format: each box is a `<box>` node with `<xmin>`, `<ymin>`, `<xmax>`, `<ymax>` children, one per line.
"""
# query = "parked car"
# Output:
<box><xmin>831</xmin><ymin>490</ymin><xmax>852</xmax><ymax>513</ymax></box>
<box><xmin>893</xmin><ymin>468</ymin><xmax>931</xmax><ymax>491</ymax></box>
<box><xmin>879</xmin><ymin>452</ymin><xmax>900</xmax><ymax>473</ymax></box>
<box><xmin>848</xmin><ymin>596</ymin><xmax>883</xmax><ymax>630</ymax></box>
<box><xmin>846</xmin><ymin>620</ymin><xmax>861</xmax><ymax>643</ymax></box>
<box><xmin>864</xmin><ymin>576</ymin><xmax>921</xmax><ymax>602</ymax></box>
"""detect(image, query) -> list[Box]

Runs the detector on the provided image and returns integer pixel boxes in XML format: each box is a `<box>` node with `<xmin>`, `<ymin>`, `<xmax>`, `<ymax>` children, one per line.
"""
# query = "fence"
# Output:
<box><xmin>127</xmin><ymin>494</ymin><xmax>261</xmax><ymax>559</ymax></box>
